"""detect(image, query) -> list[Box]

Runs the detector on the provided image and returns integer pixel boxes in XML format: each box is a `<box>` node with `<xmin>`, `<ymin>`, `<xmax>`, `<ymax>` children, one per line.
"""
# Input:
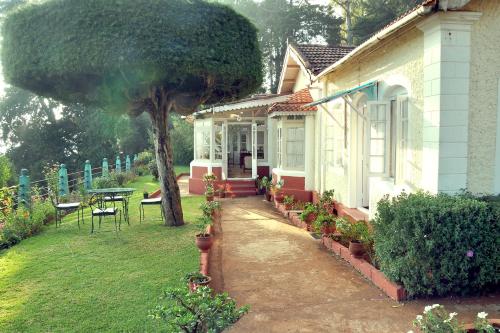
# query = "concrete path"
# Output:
<box><xmin>210</xmin><ymin>196</ymin><xmax>499</xmax><ymax>333</ymax></box>
<box><xmin>178</xmin><ymin>175</ymin><xmax>191</xmax><ymax>196</ymax></box>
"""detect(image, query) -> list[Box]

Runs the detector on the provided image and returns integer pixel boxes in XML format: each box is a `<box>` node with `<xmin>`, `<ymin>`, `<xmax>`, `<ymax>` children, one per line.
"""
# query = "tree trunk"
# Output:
<box><xmin>148</xmin><ymin>88</ymin><xmax>184</xmax><ymax>226</ymax></box>
<box><xmin>345</xmin><ymin>0</ymin><xmax>353</xmax><ymax>46</ymax></box>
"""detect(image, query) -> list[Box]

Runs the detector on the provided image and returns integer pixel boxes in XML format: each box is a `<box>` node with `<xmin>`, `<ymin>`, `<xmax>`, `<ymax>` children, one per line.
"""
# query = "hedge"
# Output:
<box><xmin>372</xmin><ymin>191</ymin><xmax>499</xmax><ymax>298</ymax></box>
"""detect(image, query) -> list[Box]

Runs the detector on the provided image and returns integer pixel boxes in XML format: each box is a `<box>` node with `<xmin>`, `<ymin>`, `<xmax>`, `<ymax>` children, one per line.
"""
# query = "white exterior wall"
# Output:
<box><xmin>316</xmin><ymin>28</ymin><xmax>425</xmax><ymax>216</ymax></box>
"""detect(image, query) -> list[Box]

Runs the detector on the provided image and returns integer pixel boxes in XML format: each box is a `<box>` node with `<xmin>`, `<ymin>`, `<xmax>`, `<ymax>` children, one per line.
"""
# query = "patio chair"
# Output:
<box><xmin>104</xmin><ymin>195</ymin><xmax>129</xmax><ymax>223</ymax></box>
<box><xmin>50</xmin><ymin>192</ymin><xmax>84</xmax><ymax>229</ymax></box>
<box><xmin>89</xmin><ymin>194</ymin><xmax>122</xmax><ymax>233</ymax></box>
<box><xmin>139</xmin><ymin>197</ymin><xmax>164</xmax><ymax>223</ymax></box>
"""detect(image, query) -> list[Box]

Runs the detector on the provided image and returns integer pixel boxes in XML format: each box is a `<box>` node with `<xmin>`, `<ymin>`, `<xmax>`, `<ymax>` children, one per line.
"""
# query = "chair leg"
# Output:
<box><xmin>91</xmin><ymin>215</ymin><xmax>94</xmax><ymax>234</ymax></box>
<box><xmin>81</xmin><ymin>206</ymin><xmax>85</xmax><ymax>224</ymax></box>
<box><xmin>77</xmin><ymin>208</ymin><xmax>80</xmax><ymax>230</ymax></box>
<box><xmin>55</xmin><ymin>209</ymin><xmax>58</xmax><ymax>228</ymax></box>
<box><xmin>114</xmin><ymin>213</ymin><xmax>118</xmax><ymax>232</ymax></box>
<box><xmin>99</xmin><ymin>215</ymin><xmax>102</xmax><ymax>228</ymax></box>
<box><xmin>139</xmin><ymin>204</ymin><xmax>142</xmax><ymax>223</ymax></box>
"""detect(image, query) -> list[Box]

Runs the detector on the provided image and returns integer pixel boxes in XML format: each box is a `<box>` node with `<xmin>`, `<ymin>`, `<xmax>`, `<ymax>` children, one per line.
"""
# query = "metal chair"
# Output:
<box><xmin>50</xmin><ymin>193</ymin><xmax>84</xmax><ymax>229</ymax></box>
<box><xmin>139</xmin><ymin>197</ymin><xmax>163</xmax><ymax>223</ymax></box>
<box><xmin>89</xmin><ymin>194</ymin><xmax>122</xmax><ymax>233</ymax></box>
<box><xmin>104</xmin><ymin>195</ymin><xmax>129</xmax><ymax>224</ymax></box>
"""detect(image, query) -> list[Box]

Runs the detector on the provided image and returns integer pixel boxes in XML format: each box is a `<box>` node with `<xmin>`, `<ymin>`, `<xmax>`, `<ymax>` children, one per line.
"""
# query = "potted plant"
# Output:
<box><xmin>143</xmin><ymin>187</ymin><xmax>149</xmax><ymax>199</ymax></box>
<box><xmin>299</xmin><ymin>202</ymin><xmax>319</xmax><ymax>228</ymax></box>
<box><xmin>218</xmin><ymin>184</ymin><xmax>226</xmax><ymax>198</ymax></box>
<box><xmin>203</xmin><ymin>174</ymin><xmax>217</xmax><ymax>201</ymax></box>
<box><xmin>200</xmin><ymin>201</ymin><xmax>221</xmax><ymax>220</ymax></box>
<box><xmin>312</xmin><ymin>213</ymin><xmax>336</xmax><ymax>235</ymax></box>
<box><xmin>272</xmin><ymin>179</ymin><xmax>285</xmax><ymax>203</ymax></box>
<box><xmin>185</xmin><ymin>271</ymin><xmax>212</xmax><ymax>292</ymax></box>
<box><xmin>195</xmin><ymin>215</ymin><xmax>213</xmax><ymax>252</ymax></box>
<box><xmin>336</xmin><ymin>217</ymin><xmax>370</xmax><ymax>258</ymax></box>
<box><xmin>319</xmin><ymin>189</ymin><xmax>335</xmax><ymax>214</ymax></box>
<box><xmin>283</xmin><ymin>195</ymin><xmax>294</xmax><ymax>210</ymax></box>
<box><xmin>259</xmin><ymin>176</ymin><xmax>272</xmax><ymax>201</ymax></box>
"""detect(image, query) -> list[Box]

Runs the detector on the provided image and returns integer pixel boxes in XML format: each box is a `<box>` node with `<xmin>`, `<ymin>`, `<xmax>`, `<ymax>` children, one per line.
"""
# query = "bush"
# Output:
<box><xmin>93</xmin><ymin>176</ymin><xmax>119</xmax><ymax>189</ymax></box>
<box><xmin>0</xmin><ymin>200</ymin><xmax>54</xmax><ymax>249</ymax></box>
<box><xmin>148</xmin><ymin>160</ymin><xmax>159</xmax><ymax>181</ymax></box>
<box><xmin>134</xmin><ymin>151</ymin><xmax>155</xmax><ymax>167</ymax></box>
<box><xmin>372</xmin><ymin>191</ymin><xmax>499</xmax><ymax>298</ymax></box>
<box><xmin>150</xmin><ymin>286</ymin><xmax>248</xmax><ymax>333</ymax></box>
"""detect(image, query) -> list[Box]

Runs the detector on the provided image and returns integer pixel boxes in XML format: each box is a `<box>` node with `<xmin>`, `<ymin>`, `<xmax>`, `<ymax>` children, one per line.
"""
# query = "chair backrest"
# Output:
<box><xmin>244</xmin><ymin>155</ymin><xmax>252</xmax><ymax>169</ymax></box>
<box><xmin>88</xmin><ymin>194</ymin><xmax>107</xmax><ymax>211</ymax></box>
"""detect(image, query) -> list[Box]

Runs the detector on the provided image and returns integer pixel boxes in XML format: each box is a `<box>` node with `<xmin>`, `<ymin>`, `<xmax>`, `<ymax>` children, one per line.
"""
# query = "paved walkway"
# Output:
<box><xmin>210</xmin><ymin>196</ymin><xmax>499</xmax><ymax>333</ymax></box>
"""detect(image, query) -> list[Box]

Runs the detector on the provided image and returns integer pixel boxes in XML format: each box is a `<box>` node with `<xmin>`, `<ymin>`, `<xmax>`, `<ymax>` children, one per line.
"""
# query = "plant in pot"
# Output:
<box><xmin>218</xmin><ymin>184</ymin><xmax>226</xmax><ymax>198</ymax></box>
<box><xmin>299</xmin><ymin>203</ymin><xmax>319</xmax><ymax>229</ymax></box>
<box><xmin>184</xmin><ymin>271</ymin><xmax>212</xmax><ymax>292</ymax></box>
<box><xmin>203</xmin><ymin>174</ymin><xmax>217</xmax><ymax>201</ymax></box>
<box><xmin>272</xmin><ymin>179</ymin><xmax>285</xmax><ymax>203</ymax></box>
<box><xmin>259</xmin><ymin>176</ymin><xmax>272</xmax><ymax>201</ymax></box>
<box><xmin>312</xmin><ymin>213</ymin><xmax>336</xmax><ymax>235</ymax></box>
<box><xmin>336</xmin><ymin>218</ymin><xmax>370</xmax><ymax>258</ymax></box>
<box><xmin>195</xmin><ymin>215</ymin><xmax>213</xmax><ymax>252</ymax></box>
<box><xmin>319</xmin><ymin>189</ymin><xmax>335</xmax><ymax>214</ymax></box>
<box><xmin>143</xmin><ymin>187</ymin><xmax>149</xmax><ymax>199</ymax></box>
<box><xmin>283</xmin><ymin>195</ymin><xmax>295</xmax><ymax>210</ymax></box>
<box><xmin>200</xmin><ymin>201</ymin><xmax>221</xmax><ymax>220</ymax></box>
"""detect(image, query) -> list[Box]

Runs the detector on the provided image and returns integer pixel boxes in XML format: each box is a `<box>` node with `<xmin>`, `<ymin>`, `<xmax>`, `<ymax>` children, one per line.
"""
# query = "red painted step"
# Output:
<box><xmin>224</xmin><ymin>179</ymin><xmax>257</xmax><ymax>198</ymax></box>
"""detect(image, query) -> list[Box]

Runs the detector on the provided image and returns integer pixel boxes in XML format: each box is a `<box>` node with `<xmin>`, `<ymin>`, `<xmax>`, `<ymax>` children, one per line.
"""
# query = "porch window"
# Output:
<box><xmin>368</xmin><ymin>102</ymin><xmax>390</xmax><ymax>175</ymax></box>
<box><xmin>195</xmin><ymin>129</ymin><xmax>210</xmax><ymax>160</ymax></box>
<box><xmin>399</xmin><ymin>97</ymin><xmax>411</xmax><ymax>182</ymax></box>
<box><xmin>256</xmin><ymin>121</ymin><xmax>266</xmax><ymax>160</ymax></box>
<box><xmin>325</xmin><ymin>102</ymin><xmax>345</xmax><ymax>169</ymax></box>
<box><xmin>285</xmin><ymin>127</ymin><xmax>305</xmax><ymax>170</ymax></box>
<box><xmin>214</xmin><ymin>122</ymin><xmax>223</xmax><ymax>160</ymax></box>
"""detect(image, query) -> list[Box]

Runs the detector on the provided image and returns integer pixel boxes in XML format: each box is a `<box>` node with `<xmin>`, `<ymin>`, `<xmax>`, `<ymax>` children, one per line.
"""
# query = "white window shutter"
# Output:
<box><xmin>367</xmin><ymin>101</ymin><xmax>390</xmax><ymax>176</ymax></box>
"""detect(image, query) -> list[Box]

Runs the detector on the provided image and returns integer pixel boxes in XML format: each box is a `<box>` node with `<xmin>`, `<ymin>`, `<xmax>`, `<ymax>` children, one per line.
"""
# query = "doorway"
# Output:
<box><xmin>227</xmin><ymin>124</ymin><xmax>253</xmax><ymax>179</ymax></box>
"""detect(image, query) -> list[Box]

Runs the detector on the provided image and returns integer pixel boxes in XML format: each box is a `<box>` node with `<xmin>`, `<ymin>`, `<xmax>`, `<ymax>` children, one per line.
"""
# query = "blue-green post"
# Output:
<box><xmin>102</xmin><ymin>158</ymin><xmax>109</xmax><ymax>178</ymax></box>
<box><xmin>125</xmin><ymin>155</ymin><xmax>131</xmax><ymax>172</ymax></box>
<box><xmin>58</xmin><ymin>164</ymin><xmax>69</xmax><ymax>197</ymax></box>
<box><xmin>84</xmin><ymin>160</ymin><xmax>92</xmax><ymax>190</ymax></box>
<box><xmin>115</xmin><ymin>156</ymin><xmax>121</xmax><ymax>173</ymax></box>
<box><xmin>18</xmin><ymin>169</ymin><xmax>31</xmax><ymax>208</ymax></box>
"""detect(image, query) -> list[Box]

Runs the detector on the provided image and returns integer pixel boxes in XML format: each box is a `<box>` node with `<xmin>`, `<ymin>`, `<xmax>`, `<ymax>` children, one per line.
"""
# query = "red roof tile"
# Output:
<box><xmin>268</xmin><ymin>88</ymin><xmax>317</xmax><ymax>114</ymax></box>
<box><xmin>291</xmin><ymin>44</ymin><xmax>355</xmax><ymax>75</ymax></box>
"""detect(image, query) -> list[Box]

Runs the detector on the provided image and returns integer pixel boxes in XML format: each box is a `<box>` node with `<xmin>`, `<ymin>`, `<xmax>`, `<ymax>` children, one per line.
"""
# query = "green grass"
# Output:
<box><xmin>174</xmin><ymin>165</ymin><xmax>190</xmax><ymax>175</ymax></box>
<box><xmin>0</xmin><ymin>175</ymin><xmax>204</xmax><ymax>332</ymax></box>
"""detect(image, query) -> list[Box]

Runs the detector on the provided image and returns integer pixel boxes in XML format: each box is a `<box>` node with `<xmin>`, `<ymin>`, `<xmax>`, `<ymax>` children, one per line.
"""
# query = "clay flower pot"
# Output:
<box><xmin>321</xmin><ymin>225</ymin><xmax>335</xmax><ymax>235</ymax></box>
<box><xmin>205</xmin><ymin>194</ymin><xmax>214</xmax><ymax>202</ymax></box>
<box><xmin>188</xmin><ymin>275</ymin><xmax>212</xmax><ymax>292</ymax></box>
<box><xmin>265</xmin><ymin>192</ymin><xmax>272</xmax><ymax>201</ymax></box>
<box><xmin>285</xmin><ymin>203</ymin><xmax>293</xmax><ymax>211</ymax></box>
<box><xmin>195</xmin><ymin>234</ymin><xmax>213</xmax><ymax>252</ymax></box>
<box><xmin>349</xmin><ymin>240</ymin><xmax>365</xmax><ymax>258</ymax></box>
<box><xmin>305</xmin><ymin>213</ymin><xmax>317</xmax><ymax>225</ymax></box>
<box><xmin>463</xmin><ymin>319</ymin><xmax>500</xmax><ymax>332</ymax></box>
<box><xmin>275</xmin><ymin>192</ymin><xmax>284</xmax><ymax>203</ymax></box>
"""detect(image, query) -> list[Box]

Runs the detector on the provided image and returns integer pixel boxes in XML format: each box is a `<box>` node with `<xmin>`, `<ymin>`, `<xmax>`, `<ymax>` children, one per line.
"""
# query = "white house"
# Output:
<box><xmin>189</xmin><ymin>0</ymin><xmax>500</xmax><ymax>219</ymax></box>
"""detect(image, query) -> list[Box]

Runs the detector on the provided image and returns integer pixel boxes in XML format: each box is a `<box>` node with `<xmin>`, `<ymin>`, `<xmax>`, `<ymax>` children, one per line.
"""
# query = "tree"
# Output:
<box><xmin>222</xmin><ymin>0</ymin><xmax>342</xmax><ymax>92</ymax></box>
<box><xmin>2</xmin><ymin>0</ymin><xmax>262</xmax><ymax>226</ymax></box>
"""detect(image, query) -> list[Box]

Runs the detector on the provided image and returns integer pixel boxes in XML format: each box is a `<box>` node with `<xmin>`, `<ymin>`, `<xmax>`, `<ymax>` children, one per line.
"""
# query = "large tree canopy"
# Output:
<box><xmin>2</xmin><ymin>0</ymin><xmax>262</xmax><ymax>112</ymax></box>
<box><xmin>2</xmin><ymin>0</ymin><xmax>263</xmax><ymax>226</ymax></box>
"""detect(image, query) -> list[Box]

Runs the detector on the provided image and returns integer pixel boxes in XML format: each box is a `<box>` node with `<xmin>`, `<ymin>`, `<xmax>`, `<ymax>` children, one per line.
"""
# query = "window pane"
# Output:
<box><xmin>370</xmin><ymin>156</ymin><xmax>385</xmax><ymax>173</ymax></box>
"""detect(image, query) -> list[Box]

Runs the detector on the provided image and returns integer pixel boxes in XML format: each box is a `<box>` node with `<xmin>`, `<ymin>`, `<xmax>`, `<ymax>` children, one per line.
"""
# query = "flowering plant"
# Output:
<box><xmin>411</xmin><ymin>304</ymin><xmax>495</xmax><ymax>333</ymax></box>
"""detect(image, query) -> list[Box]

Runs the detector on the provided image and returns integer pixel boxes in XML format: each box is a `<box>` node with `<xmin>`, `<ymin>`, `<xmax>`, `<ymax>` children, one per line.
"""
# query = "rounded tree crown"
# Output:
<box><xmin>2</xmin><ymin>0</ymin><xmax>263</xmax><ymax>114</ymax></box>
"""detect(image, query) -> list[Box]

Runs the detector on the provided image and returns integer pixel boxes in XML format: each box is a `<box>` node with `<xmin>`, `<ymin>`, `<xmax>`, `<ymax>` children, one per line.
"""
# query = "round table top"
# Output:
<box><xmin>87</xmin><ymin>188</ymin><xmax>135</xmax><ymax>194</ymax></box>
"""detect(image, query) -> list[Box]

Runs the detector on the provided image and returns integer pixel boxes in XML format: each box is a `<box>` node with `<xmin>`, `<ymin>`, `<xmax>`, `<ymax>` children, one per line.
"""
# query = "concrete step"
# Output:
<box><xmin>225</xmin><ymin>189</ymin><xmax>257</xmax><ymax>198</ymax></box>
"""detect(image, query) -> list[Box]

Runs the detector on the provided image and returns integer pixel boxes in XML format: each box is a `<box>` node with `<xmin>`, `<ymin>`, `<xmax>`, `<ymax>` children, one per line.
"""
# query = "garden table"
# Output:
<box><xmin>87</xmin><ymin>188</ymin><xmax>135</xmax><ymax>224</ymax></box>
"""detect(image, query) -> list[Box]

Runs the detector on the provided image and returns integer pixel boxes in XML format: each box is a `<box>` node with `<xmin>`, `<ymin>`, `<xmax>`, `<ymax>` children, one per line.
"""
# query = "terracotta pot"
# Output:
<box><xmin>206</xmin><ymin>194</ymin><xmax>214</xmax><ymax>202</ymax></box>
<box><xmin>349</xmin><ymin>240</ymin><xmax>365</xmax><ymax>258</ymax></box>
<box><xmin>195</xmin><ymin>234</ymin><xmax>213</xmax><ymax>252</ymax></box>
<box><xmin>321</xmin><ymin>225</ymin><xmax>335</xmax><ymax>235</ymax></box>
<box><xmin>305</xmin><ymin>213</ymin><xmax>317</xmax><ymax>225</ymax></box>
<box><xmin>275</xmin><ymin>192</ymin><xmax>284</xmax><ymax>203</ymax></box>
<box><xmin>463</xmin><ymin>319</ymin><xmax>499</xmax><ymax>332</ymax></box>
<box><xmin>265</xmin><ymin>192</ymin><xmax>272</xmax><ymax>201</ymax></box>
<box><xmin>211</xmin><ymin>210</ymin><xmax>220</xmax><ymax>221</ymax></box>
<box><xmin>284</xmin><ymin>203</ymin><xmax>293</xmax><ymax>210</ymax></box>
<box><xmin>188</xmin><ymin>276</ymin><xmax>212</xmax><ymax>292</ymax></box>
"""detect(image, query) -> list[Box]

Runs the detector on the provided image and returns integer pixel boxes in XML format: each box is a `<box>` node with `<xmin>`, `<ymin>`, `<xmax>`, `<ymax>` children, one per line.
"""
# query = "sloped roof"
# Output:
<box><xmin>197</xmin><ymin>94</ymin><xmax>291</xmax><ymax>115</ymax></box>
<box><xmin>268</xmin><ymin>88</ymin><xmax>317</xmax><ymax>114</ymax></box>
<box><xmin>291</xmin><ymin>44</ymin><xmax>355</xmax><ymax>75</ymax></box>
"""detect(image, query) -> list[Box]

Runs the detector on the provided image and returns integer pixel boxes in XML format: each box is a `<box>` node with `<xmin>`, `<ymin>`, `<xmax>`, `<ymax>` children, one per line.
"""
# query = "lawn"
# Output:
<box><xmin>0</xmin><ymin>175</ymin><xmax>204</xmax><ymax>332</ymax></box>
<box><xmin>174</xmin><ymin>165</ymin><xmax>190</xmax><ymax>175</ymax></box>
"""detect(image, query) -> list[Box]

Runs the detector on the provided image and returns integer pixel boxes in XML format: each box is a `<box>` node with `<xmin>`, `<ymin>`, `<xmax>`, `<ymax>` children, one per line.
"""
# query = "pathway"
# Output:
<box><xmin>210</xmin><ymin>196</ymin><xmax>499</xmax><ymax>333</ymax></box>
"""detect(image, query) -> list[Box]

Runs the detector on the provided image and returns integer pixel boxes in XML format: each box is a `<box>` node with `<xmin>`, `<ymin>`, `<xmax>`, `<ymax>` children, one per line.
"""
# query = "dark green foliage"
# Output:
<box><xmin>372</xmin><ymin>192</ymin><xmax>500</xmax><ymax>298</ymax></box>
<box><xmin>92</xmin><ymin>176</ymin><xmax>119</xmax><ymax>189</ymax></box>
<box><xmin>148</xmin><ymin>160</ymin><xmax>159</xmax><ymax>181</ymax></box>
<box><xmin>2</xmin><ymin>0</ymin><xmax>263</xmax><ymax>111</ymax></box>
<box><xmin>0</xmin><ymin>155</ymin><xmax>15</xmax><ymax>188</ymax></box>
<box><xmin>170</xmin><ymin>114</ymin><xmax>194</xmax><ymax>166</ymax></box>
<box><xmin>150</xmin><ymin>286</ymin><xmax>249</xmax><ymax>333</ymax></box>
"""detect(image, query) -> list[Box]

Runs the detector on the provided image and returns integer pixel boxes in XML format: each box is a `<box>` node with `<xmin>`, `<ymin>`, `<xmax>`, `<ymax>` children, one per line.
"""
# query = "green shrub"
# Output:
<box><xmin>93</xmin><ymin>176</ymin><xmax>119</xmax><ymax>189</ymax></box>
<box><xmin>148</xmin><ymin>160</ymin><xmax>159</xmax><ymax>181</ymax></box>
<box><xmin>372</xmin><ymin>191</ymin><xmax>499</xmax><ymax>298</ymax></box>
<box><xmin>150</xmin><ymin>286</ymin><xmax>248</xmax><ymax>333</ymax></box>
<box><xmin>134</xmin><ymin>151</ymin><xmax>154</xmax><ymax>167</ymax></box>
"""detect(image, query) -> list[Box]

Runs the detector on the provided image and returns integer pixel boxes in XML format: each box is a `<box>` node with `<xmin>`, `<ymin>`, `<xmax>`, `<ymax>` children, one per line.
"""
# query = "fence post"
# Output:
<box><xmin>115</xmin><ymin>155</ymin><xmax>121</xmax><ymax>173</ymax></box>
<box><xmin>130</xmin><ymin>154</ymin><xmax>134</xmax><ymax>168</ymax></box>
<box><xmin>102</xmin><ymin>158</ymin><xmax>109</xmax><ymax>178</ymax></box>
<box><xmin>58</xmin><ymin>164</ymin><xmax>69</xmax><ymax>197</ymax></box>
<box><xmin>18</xmin><ymin>168</ymin><xmax>31</xmax><ymax>208</ymax></box>
<box><xmin>126</xmin><ymin>155</ymin><xmax>131</xmax><ymax>172</ymax></box>
<box><xmin>84</xmin><ymin>160</ymin><xmax>92</xmax><ymax>190</ymax></box>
